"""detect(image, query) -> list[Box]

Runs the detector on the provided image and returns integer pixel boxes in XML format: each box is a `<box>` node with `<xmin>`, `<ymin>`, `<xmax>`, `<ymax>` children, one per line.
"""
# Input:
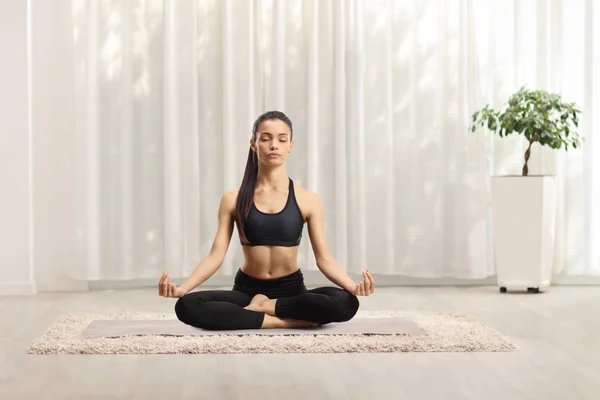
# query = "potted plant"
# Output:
<box><xmin>471</xmin><ymin>87</ymin><xmax>582</xmax><ymax>293</ymax></box>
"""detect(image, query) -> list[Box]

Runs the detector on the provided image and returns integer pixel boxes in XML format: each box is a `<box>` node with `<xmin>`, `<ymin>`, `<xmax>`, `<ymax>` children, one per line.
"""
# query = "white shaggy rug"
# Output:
<box><xmin>27</xmin><ymin>310</ymin><xmax>516</xmax><ymax>354</ymax></box>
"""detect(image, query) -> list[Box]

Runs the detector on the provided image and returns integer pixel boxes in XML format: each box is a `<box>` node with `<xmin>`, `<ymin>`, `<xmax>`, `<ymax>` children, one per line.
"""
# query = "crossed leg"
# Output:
<box><xmin>174</xmin><ymin>290</ymin><xmax>323</xmax><ymax>330</ymax></box>
<box><xmin>244</xmin><ymin>287</ymin><xmax>360</xmax><ymax>325</ymax></box>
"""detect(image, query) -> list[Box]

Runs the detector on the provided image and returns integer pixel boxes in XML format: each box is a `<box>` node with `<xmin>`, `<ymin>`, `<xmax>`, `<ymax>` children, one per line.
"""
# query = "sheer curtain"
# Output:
<box><xmin>68</xmin><ymin>0</ymin><xmax>600</xmax><ymax>282</ymax></box>
<box><xmin>473</xmin><ymin>0</ymin><xmax>600</xmax><ymax>276</ymax></box>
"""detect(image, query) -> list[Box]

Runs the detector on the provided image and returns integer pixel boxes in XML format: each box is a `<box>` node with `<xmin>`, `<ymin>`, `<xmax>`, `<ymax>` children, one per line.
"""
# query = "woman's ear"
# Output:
<box><xmin>249</xmin><ymin>137</ymin><xmax>256</xmax><ymax>152</ymax></box>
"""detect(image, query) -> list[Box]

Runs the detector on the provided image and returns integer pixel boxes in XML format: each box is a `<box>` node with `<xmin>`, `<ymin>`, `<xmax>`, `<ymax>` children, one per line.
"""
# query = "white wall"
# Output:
<box><xmin>0</xmin><ymin>0</ymin><xmax>87</xmax><ymax>295</ymax></box>
<box><xmin>30</xmin><ymin>1</ymin><xmax>87</xmax><ymax>292</ymax></box>
<box><xmin>1</xmin><ymin>2</ymin><xmax>597</xmax><ymax>295</ymax></box>
<box><xmin>0</xmin><ymin>0</ymin><xmax>35</xmax><ymax>295</ymax></box>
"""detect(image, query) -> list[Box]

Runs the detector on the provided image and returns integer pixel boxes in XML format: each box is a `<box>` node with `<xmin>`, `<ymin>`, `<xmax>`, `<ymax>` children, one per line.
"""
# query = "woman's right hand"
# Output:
<box><xmin>158</xmin><ymin>272</ymin><xmax>186</xmax><ymax>298</ymax></box>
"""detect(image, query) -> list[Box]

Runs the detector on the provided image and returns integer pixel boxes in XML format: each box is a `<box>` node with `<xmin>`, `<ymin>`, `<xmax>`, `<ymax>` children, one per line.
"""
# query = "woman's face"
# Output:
<box><xmin>250</xmin><ymin>119</ymin><xmax>294</xmax><ymax>166</ymax></box>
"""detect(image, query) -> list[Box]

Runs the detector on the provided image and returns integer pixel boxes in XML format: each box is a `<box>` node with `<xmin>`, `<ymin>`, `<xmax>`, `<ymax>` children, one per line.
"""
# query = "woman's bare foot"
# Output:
<box><xmin>244</xmin><ymin>294</ymin><xmax>320</xmax><ymax>329</ymax></box>
<box><xmin>282</xmin><ymin>318</ymin><xmax>320</xmax><ymax>329</ymax></box>
<box><xmin>243</xmin><ymin>294</ymin><xmax>269</xmax><ymax>312</ymax></box>
<box><xmin>260</xmin><ymin>314</ymin><xmax>320</xmax><ymax>329</ymax></box>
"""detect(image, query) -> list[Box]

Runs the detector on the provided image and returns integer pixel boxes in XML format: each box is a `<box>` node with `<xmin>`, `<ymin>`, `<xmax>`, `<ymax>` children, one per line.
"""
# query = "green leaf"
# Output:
<box><xmin>468</xmin><ymin>88</ymin><xmax>583</xmax><ymax>152</ymax></box>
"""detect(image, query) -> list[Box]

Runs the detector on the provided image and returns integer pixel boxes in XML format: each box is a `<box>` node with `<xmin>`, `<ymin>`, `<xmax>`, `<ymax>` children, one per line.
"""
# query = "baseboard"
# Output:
<box><xmin>88</xmin><ymin>271</ymin><xmax>600</xmax><ymax>291</ymax></box>
<box><xmin>4</xmin><ymin>273</ymin><xmax>597</xmax><ymax>295</ymax></box>
<box><xmin>0</xmin><ymin>281</ymin><xmax>37</xmax><ymax>296</ymax></box>
<box><xmin>88</xmin><ymin>272</ymin><xmax>496</xmax><ymax>290</ymax></box>
<box><xmin>35</xmin><ymin>278</ymin><xmax>90</xmax><ymax>292</ymax></box>
<box><xmin>552</xmin><ymin>275</ymin><xmax>600</xmax><ymax>285</ymax></box>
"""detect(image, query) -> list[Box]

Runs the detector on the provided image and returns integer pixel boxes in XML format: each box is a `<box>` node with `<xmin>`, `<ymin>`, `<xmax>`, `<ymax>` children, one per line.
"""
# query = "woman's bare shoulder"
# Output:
<box><xmin>221</xmin><ymin>188</ymin><xmax>240</xmax><ymax>214</ymax></box>
<box><xmin>225</xmin><ymin>187</ymin><xmax>240</xmax><ymax>197</ymax></box>
<box><xmin>293</xmin><ymin>182</ymin><xmax>320</xmax><ymax>218</ymax></box>
<box><xmin>293</xmin><ymin>181</ymin><xmax>319</xmax><ymax>199</ymax></box>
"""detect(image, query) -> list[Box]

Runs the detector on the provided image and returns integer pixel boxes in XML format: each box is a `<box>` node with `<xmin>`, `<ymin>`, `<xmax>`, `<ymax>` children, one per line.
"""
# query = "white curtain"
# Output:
<box><xmin>68</xmin><ymin>0</ymin><xmax>600</xmax><ymax>281</ymax></box>
<box><xmin>473</xmin><ymin>0</ymin><xmax>600</xmax><ymax>276</ymax></box>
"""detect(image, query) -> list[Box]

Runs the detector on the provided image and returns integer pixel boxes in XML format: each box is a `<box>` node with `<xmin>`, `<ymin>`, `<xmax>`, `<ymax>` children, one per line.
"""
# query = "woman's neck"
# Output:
<box><xmin>255</xmin><ymin>166</ymin><xmax>288</xmax><ymax>190</ymax></box>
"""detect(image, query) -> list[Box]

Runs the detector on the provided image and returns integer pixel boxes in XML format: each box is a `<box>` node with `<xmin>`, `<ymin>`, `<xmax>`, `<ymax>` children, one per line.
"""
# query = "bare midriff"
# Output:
<box><xmin>241</xmin><ymin>245</ymin><xmax>301</xmax><ymax>279</ymax></box>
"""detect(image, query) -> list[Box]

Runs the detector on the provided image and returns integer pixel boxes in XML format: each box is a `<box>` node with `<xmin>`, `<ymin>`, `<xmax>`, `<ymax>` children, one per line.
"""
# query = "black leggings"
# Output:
<box><xmin>174</xmin><ymin>268</ymin><xmax>360</xmax><ymax>330</ymax></box>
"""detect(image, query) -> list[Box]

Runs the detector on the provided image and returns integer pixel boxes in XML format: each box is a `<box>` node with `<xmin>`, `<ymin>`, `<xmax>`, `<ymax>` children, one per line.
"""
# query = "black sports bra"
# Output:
<box><xmin>241</xmin><ymin>178</ymin><xmax>305</xmax><ymax>247</ymax></box>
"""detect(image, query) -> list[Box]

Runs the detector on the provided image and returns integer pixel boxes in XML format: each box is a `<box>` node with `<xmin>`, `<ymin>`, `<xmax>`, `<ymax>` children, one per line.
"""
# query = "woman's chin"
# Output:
<box><xmin>261</xmin><ymin>158</ymin><xmax>284</xmax><ymax>166</ymax></box>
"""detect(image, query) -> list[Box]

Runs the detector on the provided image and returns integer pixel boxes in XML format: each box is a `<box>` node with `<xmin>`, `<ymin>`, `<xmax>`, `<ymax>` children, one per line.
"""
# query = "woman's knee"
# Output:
<box><xmin>174</xmin><ymin>295</ymin><xmax>193</xmax><ymax>323</ymax></box>
<box><xmin>174</xmin><ymin>293</ymin><xmax>209</xmax><ymax>326</ymax></box>
<box><xmin>309</xmin><ymin>287</ymin><xmax>360</xmax><ymax>322</ymax></box>
<box><xmin>337</xmin><ymin>291</ymin><xmax>360</xmax><ymax>322</ymax></box>
<box><xmin>175</xmin><ymin>292</ymin><xmax>237</xmax><ymax>330</ymax></box>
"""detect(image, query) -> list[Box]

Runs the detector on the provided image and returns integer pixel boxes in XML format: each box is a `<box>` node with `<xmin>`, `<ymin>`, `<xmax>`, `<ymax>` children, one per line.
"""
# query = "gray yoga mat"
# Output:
<box><xmin>83</xmin><ymin>317</ymin><xmax>425</xmax><ymax>337</ymax></box>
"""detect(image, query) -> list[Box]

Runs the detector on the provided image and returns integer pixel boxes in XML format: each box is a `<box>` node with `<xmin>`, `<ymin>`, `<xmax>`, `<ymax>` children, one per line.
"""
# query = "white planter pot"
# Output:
<box><xmin>491</xmin><ymin>175</ymin><xmax>556</xmax><ymax>293</ymax></box>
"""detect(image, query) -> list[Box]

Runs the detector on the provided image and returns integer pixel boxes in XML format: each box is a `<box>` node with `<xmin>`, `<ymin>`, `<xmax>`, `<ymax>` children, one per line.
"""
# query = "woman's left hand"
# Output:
<box><xmin>350</xmin><ymin>270</ymin><xmax>375</xmax><ymax>296</ymax></box>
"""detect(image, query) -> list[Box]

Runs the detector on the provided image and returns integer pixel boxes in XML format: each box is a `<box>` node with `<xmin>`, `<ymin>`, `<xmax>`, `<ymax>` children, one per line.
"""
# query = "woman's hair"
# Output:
<box><xmin>235</xmin><ymin>110</ymin><xmax>293</xmax><ymax>245</ymax></box>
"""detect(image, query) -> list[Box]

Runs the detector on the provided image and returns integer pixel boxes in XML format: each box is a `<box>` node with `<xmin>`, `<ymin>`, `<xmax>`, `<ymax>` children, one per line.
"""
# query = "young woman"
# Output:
<box><xmin>158</xmin><ymin>111</ymin><xmax>375</xmax><ymax>330</ymax></box>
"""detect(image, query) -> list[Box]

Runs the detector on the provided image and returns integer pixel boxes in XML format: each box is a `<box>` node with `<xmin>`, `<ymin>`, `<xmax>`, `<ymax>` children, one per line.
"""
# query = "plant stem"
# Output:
<box><xmin>523</xmin><ymin>139</ymin><xmax>534</xmax><ymax>176</ymax></box>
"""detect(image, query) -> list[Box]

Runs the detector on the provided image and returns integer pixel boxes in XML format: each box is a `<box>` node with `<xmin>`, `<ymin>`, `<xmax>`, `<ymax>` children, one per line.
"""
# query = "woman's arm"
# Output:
<box><xmin>177</xmin><ymin>190</ymin><xmax>237</xmax><ymax>294</ymax></box>
<box><xmin>306</xmin><ymin>193</ymin><xmax>362</xmax><ymax>293</ymax></box>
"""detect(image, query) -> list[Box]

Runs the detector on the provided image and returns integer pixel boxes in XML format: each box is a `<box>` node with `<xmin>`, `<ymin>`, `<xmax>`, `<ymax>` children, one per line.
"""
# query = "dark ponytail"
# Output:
<box><xmin>236</xmin><ymin>111</ymin><xmax>293</xmax><ymax>245</ymax></box>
